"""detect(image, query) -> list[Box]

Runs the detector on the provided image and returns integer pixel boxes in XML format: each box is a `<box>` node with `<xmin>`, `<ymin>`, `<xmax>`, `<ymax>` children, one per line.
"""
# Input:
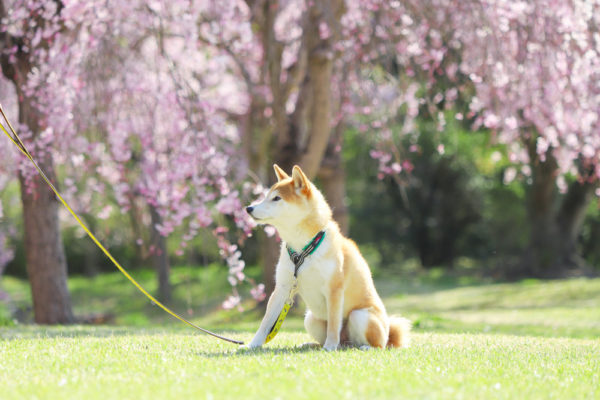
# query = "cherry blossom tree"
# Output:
<box><xmin>184</xmin><ymin>0</ymin><xmax>349</xmax><ymax>294</ymax></box>
<box><xmin>67</xmin><ymin>1</ymin><xmax>255</xmax><ymax>303</ymax></box>
<box><xmin>455</xmin><ymin>0</ymin><xmax>600</xmax><ymax>275</ymax></box>
<box><xmin>0</xmin><ymin>0</ymin><xmax>261</xmax><ymax>319</ymax></box>
<box><xmin>362</xmin><ymin>0</ymin><xmax>600</xmax><ymax>276</ymax></box>
<box><xmin>0</xmin><ymin>0</ymin><xmax>81</xmax><ymax>323</ymax></box>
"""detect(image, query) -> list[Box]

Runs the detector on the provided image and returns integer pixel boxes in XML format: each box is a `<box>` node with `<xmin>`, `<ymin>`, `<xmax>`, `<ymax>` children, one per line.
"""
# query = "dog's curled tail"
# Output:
<box><xmin>387</xmin><ymin>316</ymin><xmax>412</xmax><ymax>348</ymax></box>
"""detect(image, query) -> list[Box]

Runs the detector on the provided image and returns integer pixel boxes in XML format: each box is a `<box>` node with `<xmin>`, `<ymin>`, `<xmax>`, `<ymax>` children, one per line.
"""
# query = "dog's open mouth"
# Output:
<box><xmin>247</xmin><ymin>212</ymin><xmax>264</xmax><ymax>222</ymax></box>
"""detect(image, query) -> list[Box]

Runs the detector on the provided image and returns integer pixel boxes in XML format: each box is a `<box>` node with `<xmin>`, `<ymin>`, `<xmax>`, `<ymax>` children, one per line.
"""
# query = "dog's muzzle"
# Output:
<box><xmin>245</xmin><ymin>206</ymin><xmax>254</xmax><ymax>215</ymax></box>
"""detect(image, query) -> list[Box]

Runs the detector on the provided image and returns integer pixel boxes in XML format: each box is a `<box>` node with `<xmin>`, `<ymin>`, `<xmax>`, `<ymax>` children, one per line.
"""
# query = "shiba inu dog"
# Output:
<box><xmin>245</xmin><ymin>164</ymin><xmax>411</xmax><ymax>350</ymax></box>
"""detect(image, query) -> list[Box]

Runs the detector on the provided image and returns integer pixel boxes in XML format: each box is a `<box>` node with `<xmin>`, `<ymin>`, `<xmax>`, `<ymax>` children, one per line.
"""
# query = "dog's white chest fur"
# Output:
<box><xmin>281</xmin><ymin>239</ymin><xmax>336</xmax><ymax>321</ymax></box>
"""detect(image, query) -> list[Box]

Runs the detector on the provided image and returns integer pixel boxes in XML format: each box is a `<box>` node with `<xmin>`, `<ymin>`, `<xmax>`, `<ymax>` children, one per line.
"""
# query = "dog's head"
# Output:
<box><xmin>245</xmin><ymin>164</ymin><xmax>316</xmax><ymax>226</ymax></box>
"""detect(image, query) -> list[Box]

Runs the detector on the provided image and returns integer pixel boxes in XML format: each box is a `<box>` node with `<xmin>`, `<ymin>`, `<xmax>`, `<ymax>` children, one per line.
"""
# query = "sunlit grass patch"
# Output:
<box><xmin>385</xmin><ymin>277</ymin><xmax>600</xmax><ymax>339</ymax></box>
<box><xmin>0</xmin><ymin>328</ymin><xmax>597</xmax><ymax>400</ymax></box>
<box><xmin>1</xmin><ymin>270</ymin><xmax>599</xmax><ymax>398</ymax></box>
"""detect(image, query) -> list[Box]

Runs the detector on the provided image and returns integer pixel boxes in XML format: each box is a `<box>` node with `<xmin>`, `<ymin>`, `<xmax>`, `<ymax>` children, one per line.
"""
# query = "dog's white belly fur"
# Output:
<box><xmin>297</xmin><ymin>258</ymin><xmax>336</xmax><ymax>321</ymax></box>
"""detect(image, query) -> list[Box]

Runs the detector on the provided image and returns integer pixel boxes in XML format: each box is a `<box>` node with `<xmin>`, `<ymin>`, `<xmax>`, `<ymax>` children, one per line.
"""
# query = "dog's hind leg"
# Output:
<box><xmin>304</xmin><ymin>310</ymin><xmax>327</xmax><ymax>345</ymax></box>
<box><xmin>347</xmin><ymin>308</ymin><xmax>389</xmax><ymax>349</ymax></box>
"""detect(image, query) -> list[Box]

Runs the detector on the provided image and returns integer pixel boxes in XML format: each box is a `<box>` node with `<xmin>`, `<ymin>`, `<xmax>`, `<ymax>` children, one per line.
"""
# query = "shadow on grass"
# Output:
<box><xmin>0</xmin><ymin>326</ymin><xmax>340</xmax><ymax>357</ymax></box>
<box><xmin>197</xmin><ymin>346</ymin><xmax>316</xmax><ymax>358</ymax></box>
<box><xmin>196</xmin><ymin>342</ymin><xmax>381</xmax><ymax>358</ymax></box>
<box><xmin>0</xmin><ymin>325</ymin><xmax>249</xmax><ymax>342</ymax></box>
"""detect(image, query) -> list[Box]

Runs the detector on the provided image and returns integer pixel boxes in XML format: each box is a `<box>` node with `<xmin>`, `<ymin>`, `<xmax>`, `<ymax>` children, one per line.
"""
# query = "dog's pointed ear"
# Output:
<box><xmin>292</xmin><ymin>165</ymin><xmax>311</xmax><ymax>196</ymax></box>
<box><xmin>273</xmin><ymin>164</ymin><xmax>289</xmax><ymax>182</ymax></box>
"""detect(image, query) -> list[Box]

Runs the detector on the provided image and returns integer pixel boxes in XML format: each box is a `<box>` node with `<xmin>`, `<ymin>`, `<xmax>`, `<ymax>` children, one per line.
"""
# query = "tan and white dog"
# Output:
<box><xmin>245</xmin><ymin>164</ymin><xmax>410</xmax><ymax>350</ymax></box>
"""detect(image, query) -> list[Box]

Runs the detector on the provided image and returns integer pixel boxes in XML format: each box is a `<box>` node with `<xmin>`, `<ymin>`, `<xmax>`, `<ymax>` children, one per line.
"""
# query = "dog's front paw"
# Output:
<box><xmin>323</xmin><ymin>340</ymin><xmax>339</xmax><ymax>351</ymax></box>
<box><xmin>240</xmin><ymin>341</ymin><xmax>262</xmax><ymax>350</ymax></box>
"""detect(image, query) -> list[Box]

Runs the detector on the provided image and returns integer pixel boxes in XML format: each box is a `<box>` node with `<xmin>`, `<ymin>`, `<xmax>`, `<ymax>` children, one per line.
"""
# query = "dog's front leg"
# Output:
<box><xmin>246</xmin><ymin>284</ymin><xmax>290</xmax><ymax>348</ymax></box>
<box><xmin>323</xmin><ymin>283</ymin><xmax>344</xmax><ymax>351</ymax></box>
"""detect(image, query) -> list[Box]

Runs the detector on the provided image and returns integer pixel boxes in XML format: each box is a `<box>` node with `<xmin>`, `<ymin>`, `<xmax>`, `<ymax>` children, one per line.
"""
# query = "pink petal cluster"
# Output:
<box><xmin>354</xmin><ymin>0</ymin><xmax>600</xmax><ymax>187</ymax></box>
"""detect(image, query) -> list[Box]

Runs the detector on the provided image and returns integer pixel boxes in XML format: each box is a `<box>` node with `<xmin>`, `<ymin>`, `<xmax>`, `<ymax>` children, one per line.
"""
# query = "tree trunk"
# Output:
<box><xmin>297</xmin><ymin>12</ymin><xmax>334</xmax><ymax>178</ymax></box>
<box><xmin>150</xmin><ymin>205</ymin><xmax>171</xmax><ymax>303</ymax></box>
<box><xmin>245</xmin><ymin>0</ymin><xmax>344</xmax><ymax>294</ymax></box>
<box><xmin>20</xmin><ymin>169</ymin><xmax>74</xmax><ymax>324</ymax></box>
<box><xmin>17</xmin><ymin>97</ymin><xmax>74</xmax><ymax>323</ymax></box>
<box><xmin>523</xmin><ymin>144</ymin><xmax>560</xmax><ymax>276</ymax></box>
<box><xmin>318</xmin><ymin>137</ymin><xmax>349</xmax><ymax>234</ymax></box>
<box><xmin>520</xmin><ymin>141</ymin><xmax>596</xmax><ymax>278</ymax></box>
<box><xmin>554</xmin><ymin>174</ymin><xmax>596</xmax><ymax>274</ymax></box>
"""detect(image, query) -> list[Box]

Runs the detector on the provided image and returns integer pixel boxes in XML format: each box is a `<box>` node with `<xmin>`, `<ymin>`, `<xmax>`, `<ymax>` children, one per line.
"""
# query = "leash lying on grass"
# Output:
<box><xmin>0</xmin><ymin>104</ymin><xmax>243</xmax><ymax>345</ymax></box>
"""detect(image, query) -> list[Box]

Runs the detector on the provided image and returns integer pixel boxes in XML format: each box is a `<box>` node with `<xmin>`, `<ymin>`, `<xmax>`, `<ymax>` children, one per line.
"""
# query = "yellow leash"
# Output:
<box><xmin>264</xmin><ymin>282</ymin><xmax>298</xmax><ymax>343</ymax></box>
<box><xmin>0</xmin><ymin>104</ymin><xmax>243</xmax><ymax>345</ymax></box>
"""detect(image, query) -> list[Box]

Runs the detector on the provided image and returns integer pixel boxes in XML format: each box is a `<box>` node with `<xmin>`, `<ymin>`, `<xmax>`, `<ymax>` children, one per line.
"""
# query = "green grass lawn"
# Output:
<box><xmin>1</xmin><ymin>328</ymin><xmax>598</xmax><ymax>399</ymax></box>
<box><xmin>1</xmin><ymin>267</ymin><xmax>599</xmax><ymax>399</ymax></box>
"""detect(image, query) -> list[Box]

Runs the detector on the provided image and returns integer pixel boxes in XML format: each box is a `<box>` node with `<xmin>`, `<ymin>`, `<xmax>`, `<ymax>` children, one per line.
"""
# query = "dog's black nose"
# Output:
<box><xmin>246</xmin><ymin>206</ymin><xmax>254</xmax><ymax>214</ymax></box>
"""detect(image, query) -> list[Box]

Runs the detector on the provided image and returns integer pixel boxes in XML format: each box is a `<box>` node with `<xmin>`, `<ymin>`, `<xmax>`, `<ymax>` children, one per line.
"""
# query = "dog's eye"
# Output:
<box><xmin>272</xmin><ymin>196</ymin><xmax>281</xmax><ymax>202</ymax></box>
